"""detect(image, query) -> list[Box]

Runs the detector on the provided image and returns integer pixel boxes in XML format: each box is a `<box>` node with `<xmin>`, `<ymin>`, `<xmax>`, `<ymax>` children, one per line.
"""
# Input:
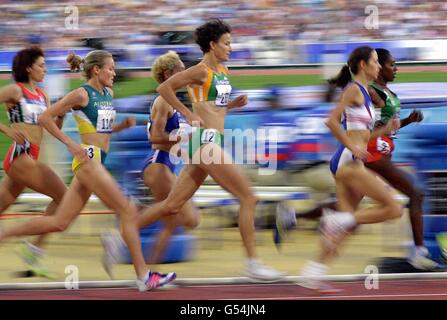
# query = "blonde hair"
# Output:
<box><xmin>66</xmin><ymin>50</ymin><xmax>113</xmax><ymax>79</ymax></box>
<box><xmin>151</xmin><ymin>51</ymin><xmax>180</xmax><ymax>84</ymax></box>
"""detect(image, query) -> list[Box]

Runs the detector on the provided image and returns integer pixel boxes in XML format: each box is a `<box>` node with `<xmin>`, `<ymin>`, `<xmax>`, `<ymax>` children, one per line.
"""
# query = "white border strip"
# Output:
<box><xmin>1</xmin><ymin>273</ymin><xmax>447</xmax><ymax>291</ymax></box>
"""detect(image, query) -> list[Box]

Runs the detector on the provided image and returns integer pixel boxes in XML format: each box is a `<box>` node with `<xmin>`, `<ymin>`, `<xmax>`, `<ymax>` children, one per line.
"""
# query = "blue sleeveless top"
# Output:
<box><xmin>146</xmin><ymin>95</ymin><xmax>180</xmax><ymax>139</ymax></box>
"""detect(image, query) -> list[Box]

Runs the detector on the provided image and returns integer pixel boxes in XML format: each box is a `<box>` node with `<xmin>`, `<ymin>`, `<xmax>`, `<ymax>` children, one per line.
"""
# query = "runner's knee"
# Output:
<box><xmin>184</xmin><ymin>214</ymin><xmax>200</xmax><ymax>229</ymax></box>
<box><xmin>240</xmin><ymin>192</ymin><xmax>258</xmax><ymax>207</ymax></box>
<box><xmin>388</xmin><ymin>202</ymin><xmax>404</xmax><ymax>220</ymax></box>
<box><xmin>120</xmin><ymin>202</ymin><xmax>139</xmax><ymax>222</ymax></box>
<box><xmin>51</xmin><ymin>218</ymin><xmax>71</xmax><ymax>232</ymax></box>
<box><xmin>165</xmin><ymin>200</ymin><xmax>184</xmax><ymax>216</ymax></box>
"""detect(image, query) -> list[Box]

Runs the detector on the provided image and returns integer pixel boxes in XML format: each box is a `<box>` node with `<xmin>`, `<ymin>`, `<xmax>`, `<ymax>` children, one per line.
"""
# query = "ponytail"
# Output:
<box><xmin>66</xmin><ymin>50</ymin><xmax>112</xmax><ymax>79</ymax></box>
<box><xmin>66</xmin><ymin>52</ymin><xmax>84</xmax><ymax>72</ymax></box>
<box><xmin>325</xmin><ymin>46</ymin><xmax>375</xmax><ymax>102</ymax></box>
<box><xmin>325</xmin><ymin>65</ymin><xmax>352</xmax><ymax>102</ymax></box>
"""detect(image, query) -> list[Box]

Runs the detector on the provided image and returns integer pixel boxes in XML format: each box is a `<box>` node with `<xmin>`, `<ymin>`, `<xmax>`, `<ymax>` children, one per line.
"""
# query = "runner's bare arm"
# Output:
<box><xmin>157</xmin><ymin>64</ymin><xmax>208</xmax><ymax>124</ymax></box>
<box><xmin>150</xmin><ymin>97</ymin><xmax>180</xmax><ymax>145</ymax></box>
<box><xmin>38</xmin><ymin>88</ymin><xmax>88</xmax><ymax>146</ymax></box>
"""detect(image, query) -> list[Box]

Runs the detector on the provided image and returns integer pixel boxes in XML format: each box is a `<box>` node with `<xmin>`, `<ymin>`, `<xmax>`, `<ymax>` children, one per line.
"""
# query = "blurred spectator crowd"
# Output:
<box><xmin>1</xmin><ymin>0</ymin><xmax>446</xmax><ymax>51</ymax></box>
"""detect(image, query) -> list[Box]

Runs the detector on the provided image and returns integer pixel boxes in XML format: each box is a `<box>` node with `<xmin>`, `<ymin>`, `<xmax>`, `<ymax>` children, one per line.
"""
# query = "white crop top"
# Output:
<box><xmin>7</xmin><ymin>83</ymin><xmax>47</xmax><ymax>125</ymax></box>
<box><xmin>341</xmin><ymin>81</ymin><xmax>374</xmax><ymax>131</ymax></box>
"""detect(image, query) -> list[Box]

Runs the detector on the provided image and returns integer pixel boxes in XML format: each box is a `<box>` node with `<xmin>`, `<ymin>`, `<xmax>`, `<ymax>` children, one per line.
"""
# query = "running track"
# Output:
<box><xmin>1</xmin><ymin>279</ymin><xmax>447</xmax><ymax>300</ymax></box>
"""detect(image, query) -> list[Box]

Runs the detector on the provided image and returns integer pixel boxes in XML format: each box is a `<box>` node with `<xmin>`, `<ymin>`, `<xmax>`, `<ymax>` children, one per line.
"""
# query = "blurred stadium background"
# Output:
<box><xmin>1</xmin><ymin>0</ymin><xmax>447</xmax><ymax>283</ymax></box>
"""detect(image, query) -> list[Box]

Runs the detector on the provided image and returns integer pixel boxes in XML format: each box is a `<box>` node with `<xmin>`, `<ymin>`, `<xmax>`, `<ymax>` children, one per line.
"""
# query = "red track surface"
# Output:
<box><xmin>1</xmin><ymin>279</ymin><xmax>447</xmax><ymax>300</ymax></box>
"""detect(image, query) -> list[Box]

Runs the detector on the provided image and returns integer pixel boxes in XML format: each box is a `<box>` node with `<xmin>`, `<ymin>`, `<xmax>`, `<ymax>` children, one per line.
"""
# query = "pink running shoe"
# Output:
<box><xmin>136</xmin><ymin>271</ymin><xmax>177</xmax><ymax>292</ymax></box>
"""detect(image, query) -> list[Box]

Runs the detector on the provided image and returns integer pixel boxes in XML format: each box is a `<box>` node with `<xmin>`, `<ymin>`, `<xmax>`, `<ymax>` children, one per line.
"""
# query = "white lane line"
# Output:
<box><xmin>226</xmin><ymin>292</ymin><xmax>447</xmax><ymax>300</ymax></box>
<box><xmin>181</xmin><ymin>278</ymin><xmax>447</xmax><ymax>289</ymax></box>
<box><xmin>1</xmin><ymin>275</ymin><xmax>447</xmax><ymax>291</ymax></box>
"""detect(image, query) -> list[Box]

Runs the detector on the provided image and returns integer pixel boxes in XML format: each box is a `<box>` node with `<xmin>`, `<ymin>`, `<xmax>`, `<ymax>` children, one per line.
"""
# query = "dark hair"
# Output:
<box><xmin>325</xmin><ymin>46</ymin><xmax>375</xmax><ymax>102</ymax></box>
<box><xmin>375</xmin><ymin>48</ymin><xmax>391</xmax><ymax>67</ymax></box>
<box><xmin>12</xmin><ymin>46</ymin><xmax>45</xmax><ymax>83</ymax></box>
<box><xmin>195</xmin><ymin>19</ymin><xmax>231</xmax><ymax>53</ymax></box>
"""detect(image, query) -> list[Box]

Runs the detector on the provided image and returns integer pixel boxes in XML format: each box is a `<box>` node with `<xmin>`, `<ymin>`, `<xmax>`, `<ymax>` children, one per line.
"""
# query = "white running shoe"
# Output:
<box><xmin>101</xmin><ymin>229</ymin><xmax>126</xmax><ymax>279</ymax></box>
<box><xmin>319</xmin><ymin>208</ymin><xmax>353</xmax><ymax>253</ymax></box>
<box><xmin>298</xmin><ymin>261</ymin><xmax>342</xmax><ymax>294</ymax></box>
<box><xmin>297</xmin><ymin>276</ymin><xmax>342</xmax><ymax>294</ymax></box>
<box><xmin>244</xmin><ymin>259</ymin><xmax>286</xmax><ymax>282</ymax></box>
<box><xmin>408</xmin><ymin>247</ymin><xmax>439</xmax><ymax>270</ymax></box>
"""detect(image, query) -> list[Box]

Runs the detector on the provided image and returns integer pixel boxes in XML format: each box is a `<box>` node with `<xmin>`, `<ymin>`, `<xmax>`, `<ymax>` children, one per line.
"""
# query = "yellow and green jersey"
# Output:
<box><xmin>72</xmin><ymin>84</ymin><xmax>116</xmax><ymax>134</ymax></box>
<box><xmin>187</xmin><ymin>64</ymin><xmax>232</xmax><ymax>107</ymax></box>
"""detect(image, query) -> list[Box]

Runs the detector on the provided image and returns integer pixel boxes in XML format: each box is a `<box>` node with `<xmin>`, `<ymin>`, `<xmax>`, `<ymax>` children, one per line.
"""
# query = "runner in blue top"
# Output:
<box><xmin>102</xmin><ymin>51</ymin><xmax>200</xmax><ymax>273</ymax></box>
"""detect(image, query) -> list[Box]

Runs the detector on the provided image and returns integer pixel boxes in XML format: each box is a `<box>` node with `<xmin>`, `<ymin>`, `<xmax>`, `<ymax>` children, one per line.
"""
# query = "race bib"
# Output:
<box><xmin>83</xmin><ymin>145</ymin><xmax>97</xmax><ymax>160</ymax></box>
<box><xmin>72</xmin><ymin>144</ymin><xmax>102</xmax><ymax>173</ymax></box>
<box><xmin>97</xmin><ymin>109</ymin><xmax>116</xmax><ymax>133</ymax></box>
<box><xmin>22</xmin><ymin>99</ymin><xmax>47</xmax><ymax>124</ymax></box>
<box><xmin>215</xmin><ymin>80</ymin><xmax>232</xmax><ymax>107</ymax></box>
<box><xmin>146</xmin><ymin>120</ymin><xmax>152</xmax><ymax>138</ymax></box>
<box><xmin>200</xmin><ymin>128</ymin><xmax>220</xmax><ymax>144</ymax></box>
<box><xmin>377</xmin><ymin>137</ymin><xmax>391</xmax><ymax>155</ymax></box>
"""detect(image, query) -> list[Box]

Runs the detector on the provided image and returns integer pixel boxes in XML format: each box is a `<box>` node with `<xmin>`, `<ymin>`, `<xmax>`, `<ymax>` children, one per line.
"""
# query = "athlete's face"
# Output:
<box><xmin>98</xmin><ymin>57</ymin><xmax>116</xmax><ymax>87</ymax></box>
<box><xmin>212</xmin><ymin>33</ymin><xmax>232</xmax><ymax>62</ymax></box>
<box><xmin>27</xmin><ymin>56</ymin><xmax>47</xmax><ymax>83</ymax></box>
<box><xmin>380</xmin><ymin>55</ymin><xmax>397</xmax><ymax>82</ymax></box>
<box><xmin>364</xmin><ymin>50</ymin><xmax>381</xmax><ymax>81</ymax></box>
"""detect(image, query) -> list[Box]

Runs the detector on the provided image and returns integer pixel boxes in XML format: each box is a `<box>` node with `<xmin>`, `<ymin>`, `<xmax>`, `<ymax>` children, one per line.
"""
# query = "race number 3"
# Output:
<box><xmin>85</xmin><ymin>146</ymin><xmax>95</xmax><ymax>159</ymax></box>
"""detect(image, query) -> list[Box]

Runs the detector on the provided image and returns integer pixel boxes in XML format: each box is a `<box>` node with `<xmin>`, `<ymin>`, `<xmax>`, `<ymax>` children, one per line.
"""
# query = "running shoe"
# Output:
<box><xmin>297</xmin><ymin>276</ymin><xmax>342</xmax><ymax>294</ymax></box>
<box><xmin>273</xmin><ymin>202</ymin><xmax>297</xmax><ymax>248</ymax></box>
<box><xmin>298</xmin><ymin>261</ymin><xmax>342</xmax><ymax>294</ymax></box>
<box><xmin>319</xmin><ymin>208</ymin><xmax>353</xmax><ymax>254</ymax></box>
<box><xmin>408</xmin><ymin>246</ymin><xmax>439</xmax><ymax>270</ymax></box>
<box><xmin>437</xmin><ymin>232</ymin><xmax>447</xmax><ymax>265</ymax></box>
<box><xmin>101</xmin><ymin>229</ymin><xmax>126</xmax><ymax>279</ymax></box>
<box><xmin>17</xmin><ymin>241</ymin><xmax>53</xmax><ymax>279</ymax></box>
<box><xmin>244</xmin><ymin>259</ymin><xmax>286</xmax><ymax>282</ymax></box>
<box><xmin>136</xmin><ymin>271</ymin><xmax>177</xmax><ymax>292</ymax></box>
